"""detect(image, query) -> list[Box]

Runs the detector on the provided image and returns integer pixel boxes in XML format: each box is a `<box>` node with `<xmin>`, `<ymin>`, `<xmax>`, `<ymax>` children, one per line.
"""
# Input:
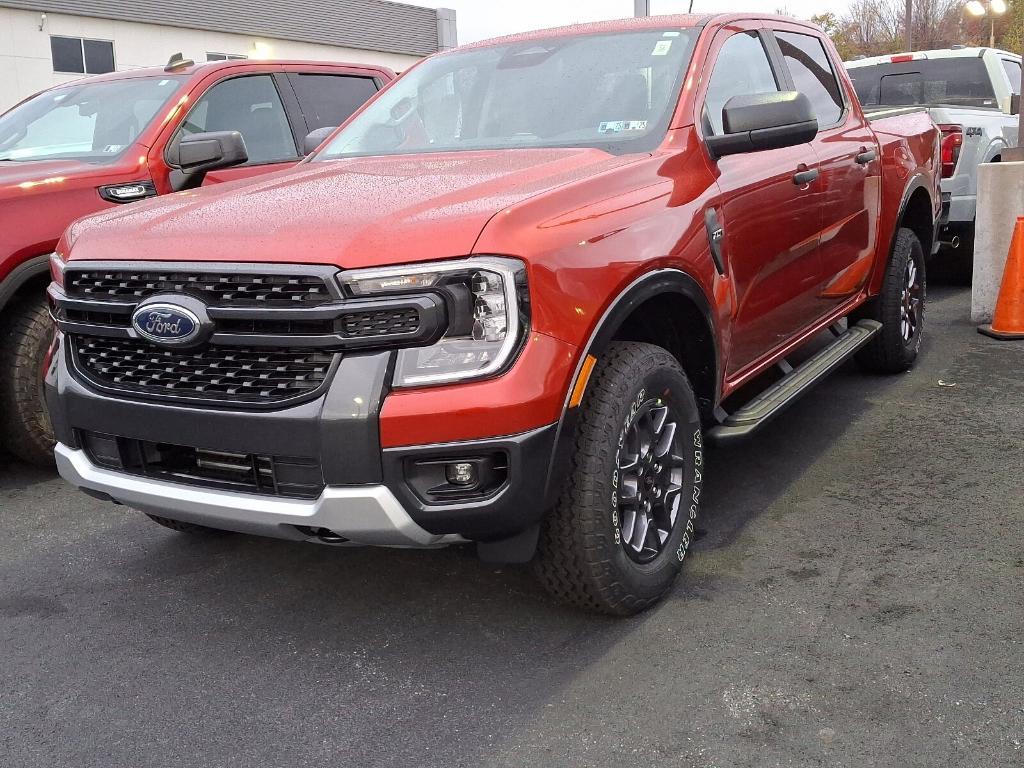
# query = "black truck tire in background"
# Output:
<box><xmin>854</xmin><ymin>227</ymin><xmax>926</xmax><ymax>374</ymax></box>
<box><xmin>0</xmin><ymin>297</ymin><xmax>56</xmax><ymax>466</ymax></box>
<box><xmin>534</xmin><ymin>342</ymin><xmax>703</xmax><ymax>615</ymax></box>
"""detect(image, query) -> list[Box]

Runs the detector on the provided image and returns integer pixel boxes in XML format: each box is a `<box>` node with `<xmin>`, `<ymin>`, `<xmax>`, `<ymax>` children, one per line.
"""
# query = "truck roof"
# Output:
<box><xmin>44</xmin><ymin>58</ymin><xmax>395</xmax><ymax>88</ymax></box>
<box><xmin>846</xmin><ymin>47</ymin><xmax>1021</xmax><ymax>67</ymax></box>
<box><xmin>458</xmin><ymin>13</ymin><xmax>826</xmax><ymax>51</ymax></box>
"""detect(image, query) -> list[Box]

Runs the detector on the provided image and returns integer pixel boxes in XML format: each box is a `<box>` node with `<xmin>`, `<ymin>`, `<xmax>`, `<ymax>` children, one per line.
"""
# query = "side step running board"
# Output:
<box><xmin>708</xmin><ymin>319</ymin><xmax>882</xmax><ymax>445</ymax></box>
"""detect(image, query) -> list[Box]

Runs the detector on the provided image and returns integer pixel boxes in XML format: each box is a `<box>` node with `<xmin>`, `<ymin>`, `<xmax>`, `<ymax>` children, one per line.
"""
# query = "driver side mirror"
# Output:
<box><xmin>302</xmin><ymin>126</ymin><xmax>337</xmax><ymax>156</ymax></box>
<box><xmin>706</xmin><ymin>91</ymin><xmax>818</xmax><ymax>159</ymax></box>
<box><xmin>1010</xmin><ymin>93</ymin><xmax>1020</xmax><ymax>116</ymax></box>
<box><xmin>167</xmin><ymin>131</ymin><xmax>248</xmax><ymax>192</ymax></box>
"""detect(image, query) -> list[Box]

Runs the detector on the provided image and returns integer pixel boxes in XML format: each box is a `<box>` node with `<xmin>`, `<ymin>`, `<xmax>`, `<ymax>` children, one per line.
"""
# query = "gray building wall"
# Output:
<box><xmin>0</xmin><ymin>0</ymin><xmax>448</xmax><ymax>56</ymax></box>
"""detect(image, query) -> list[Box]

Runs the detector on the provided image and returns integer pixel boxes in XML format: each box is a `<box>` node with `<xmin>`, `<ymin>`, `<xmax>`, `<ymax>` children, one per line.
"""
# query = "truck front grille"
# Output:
<box><xmin>341</xmin><ymin>307</ymin><xmax>421</xmax><ymax>338</ymax></box>
<box><xmin>71</xmin><ymin>336</ymin><xmax>336</xmax><ymax>406</ymax></box>
<box><xmin>65</xmin><ymin>269</ymin><xmax>332</xmax><ymax>307</ymax></box>
<box><xmin>81</xmin><ymin>431</ymin><xmax>325</xmax><ymax>499</ymax></box>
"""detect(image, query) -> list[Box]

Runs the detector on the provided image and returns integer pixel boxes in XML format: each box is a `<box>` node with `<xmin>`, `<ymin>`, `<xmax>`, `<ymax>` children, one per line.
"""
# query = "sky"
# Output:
<box><xmin>420</xmin><ymin>0</ymin><xmax>853</xmax><ymax>45</ymax></box>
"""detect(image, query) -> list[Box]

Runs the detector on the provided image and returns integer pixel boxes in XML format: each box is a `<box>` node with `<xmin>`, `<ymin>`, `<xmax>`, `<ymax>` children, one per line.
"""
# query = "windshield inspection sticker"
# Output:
<box><xmin>599</xmin><ymin>120</ymin><xmax>648</xmax><ymax>134</ymax></box>
<box><xmin>652</xmin><ymin>40</ymin><xmax>673</xmax><ymax>56</ymax></box>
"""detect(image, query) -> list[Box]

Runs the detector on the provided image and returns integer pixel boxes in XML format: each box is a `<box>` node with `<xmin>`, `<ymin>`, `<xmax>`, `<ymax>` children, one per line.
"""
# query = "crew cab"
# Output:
<box><xmin>846</xmin><ymin>47</ymin><xmax>1022</xmax><ymax>279</ymax></box>
<box><xmin>0</xmin><ymin>57</ymin><xmax>393</xmax><ymax>464</ymax></box>
<box><xmin>47</xmin><ymin>15</ymin><xmax>940</xmax><ymax>614</ymax></box>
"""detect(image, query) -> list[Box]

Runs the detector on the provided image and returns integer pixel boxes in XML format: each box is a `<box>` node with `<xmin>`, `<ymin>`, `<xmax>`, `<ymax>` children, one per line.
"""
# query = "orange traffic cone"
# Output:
<box><xmin>978</xmin><ymin>216</ymin><xmax>1024</xmax><ymax>340</ymax></box>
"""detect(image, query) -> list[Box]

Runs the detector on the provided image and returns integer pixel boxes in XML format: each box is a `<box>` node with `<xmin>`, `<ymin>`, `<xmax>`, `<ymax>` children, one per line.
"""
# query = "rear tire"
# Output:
<box><xmin>854</xmin><ymin>227</ymin><xmax>925</xmax><ymax>374</ymax></box>
<box><xmin>534</xmin><ymin>342</ymin><xmax>704</xmax><ymax>615</ymax></box>
<box><xmin>145</xmin><ymin>514</ymin><xmax>232</xmax><ymax>536</ymax></box>
<box><xmin>0</xmin><ymin>296</ymin><xmax>56</xmax><ymax>466</ymax></box>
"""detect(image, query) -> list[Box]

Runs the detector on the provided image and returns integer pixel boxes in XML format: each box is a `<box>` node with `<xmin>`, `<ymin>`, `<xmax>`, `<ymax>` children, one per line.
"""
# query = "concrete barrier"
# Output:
<box><xmin>972</xmin><ymin>161</ymin><xmax>1024</xmax><ymax>323</ymax></box>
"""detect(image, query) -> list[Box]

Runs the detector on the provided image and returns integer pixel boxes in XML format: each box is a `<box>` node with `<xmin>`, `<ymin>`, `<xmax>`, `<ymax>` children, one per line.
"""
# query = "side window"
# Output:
<box><xmin>1002</xmin><ymin>59</ymin><xmax>1021</xmax><ymax>96</ymax></box>
<box><xmin>775</xmin><ymin>32</ymin><xmax>844</xmax><ymax>126</ymax></box>
<box><xmin>288</xmin><ymin>74</ymin><xmax>379</xmax><ymax>130</ymax></box>
<box><xmin>703</xmin><ymin>32</ymin><xmax>779</xmax><ymax>135</ymax></box>
<box><xmin>174</xmin><ymin>75</ymin><xmax>298</xmax><ymax>165</ymax></box>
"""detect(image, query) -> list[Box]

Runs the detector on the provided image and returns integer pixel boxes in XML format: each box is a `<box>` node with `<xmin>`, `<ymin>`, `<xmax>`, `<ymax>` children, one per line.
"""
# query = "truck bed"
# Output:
<box><xmin>862</xmin><ymin>105</ymin><xmax>930</xmax><ymax>120</ymax></box>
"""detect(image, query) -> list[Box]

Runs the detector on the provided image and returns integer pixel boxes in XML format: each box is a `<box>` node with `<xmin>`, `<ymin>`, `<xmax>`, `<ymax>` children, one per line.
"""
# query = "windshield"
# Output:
<box><xmin>317</xmin><ymin>28</ymin><xmax>697</xmax><ymax>159</ymax></box>
<box><xmin>0</xmin><ymin>76</ymin><xmax>184</xmax><ymax>162</ymax></box>
<box><xmin>848</xmin><ymin>58</ymin><xmax>998</xmax><ymax>109</ymax></box>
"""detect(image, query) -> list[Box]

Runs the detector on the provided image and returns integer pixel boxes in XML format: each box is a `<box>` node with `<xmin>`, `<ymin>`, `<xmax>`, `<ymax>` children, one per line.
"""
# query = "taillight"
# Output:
<box><xmin>938</xmin><ymin>124</ymin><xmax>963</xmax><ymax>179</ymax></box>
<box><xmin>890</xmin><ymin>54</ymin><xmax>915</xmax><ymax>63</ymax></box>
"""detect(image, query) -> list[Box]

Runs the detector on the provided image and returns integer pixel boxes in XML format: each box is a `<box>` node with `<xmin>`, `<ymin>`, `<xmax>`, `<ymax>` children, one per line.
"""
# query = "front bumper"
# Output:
<box><xmin>47</xmin><ymin>336</ymin><xmax>562</xmax><ymax>543</ymax></box>
<box><xmin>55</xmin><ymin>443</ymin><xmax>463</xmax><ymax>546</ymax></box>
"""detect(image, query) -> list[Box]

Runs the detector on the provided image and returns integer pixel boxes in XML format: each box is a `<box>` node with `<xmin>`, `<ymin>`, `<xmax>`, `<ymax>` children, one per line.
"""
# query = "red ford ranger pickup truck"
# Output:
<box><xmin>0</xmin><ymin>57</ymin><xmax>393</xmax><ymax>465</ymax></box>
<box><xmin>46</xmin><ymin>15</ymin><xmax>940</xmax><ymax>614</ymax></box>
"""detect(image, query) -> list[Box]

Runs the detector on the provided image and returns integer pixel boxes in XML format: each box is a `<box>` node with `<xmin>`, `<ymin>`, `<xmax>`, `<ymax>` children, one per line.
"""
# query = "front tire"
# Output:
<box><xmin>534</xmin><ymin>342</ymin><xmax>704</xmax><ymax>615</ymax></box>
<box><xmin>0</xmin><ymin>297</ymin><xmax>56</xmax><ymax>466</ymax></box>
<box><xmin>854</xmin><ymin>227</ymin><xmax>925</xmax><ymax>374</ymax></box>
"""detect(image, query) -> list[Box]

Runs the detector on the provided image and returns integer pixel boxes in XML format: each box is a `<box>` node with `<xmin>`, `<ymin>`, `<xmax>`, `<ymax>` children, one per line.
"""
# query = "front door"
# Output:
<box><xmin>697</xmin><ymin>25</ymin><xmax>824</xmax><ymax>377</ymax></box>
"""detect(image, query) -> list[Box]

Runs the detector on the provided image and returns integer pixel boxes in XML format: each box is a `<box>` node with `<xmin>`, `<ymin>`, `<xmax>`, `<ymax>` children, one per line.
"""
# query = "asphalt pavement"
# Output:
<box><xmin>1</xmin><ymin>283</ymin><xmax>1021</xmax><ymax>768</ymax></box>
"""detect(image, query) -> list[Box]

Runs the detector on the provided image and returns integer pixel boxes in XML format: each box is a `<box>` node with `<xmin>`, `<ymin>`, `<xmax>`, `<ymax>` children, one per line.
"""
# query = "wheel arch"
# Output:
<box><xmin>0</xmin><ymin>254</ymin><xmax>51</xmax><ymax>315</ymax></box>
<box><xmin>898</xmin><ymin>181</ymin><xmax>936</xmax><ymax>259</ymax></box>
<box><xmin>542</xmin><ymin>269</ymin><xmax>719</xmax><ymax>505</ymax></box>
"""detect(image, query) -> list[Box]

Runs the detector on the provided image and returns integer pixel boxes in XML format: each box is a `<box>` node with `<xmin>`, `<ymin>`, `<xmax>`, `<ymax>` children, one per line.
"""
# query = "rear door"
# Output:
<box><xmin>769</xmin><ymin>25</ymin><xmax>881</xmax><ymax>305</ymax></box>
<box><xmin>697</xmin><ymin>22</ymin><xmax>824</xmax><ymax>376</ymax></box>
<box><xmin>285</xmin><ymin>71</ymin><xmax>381</xmax><ymax>135</ymax></box>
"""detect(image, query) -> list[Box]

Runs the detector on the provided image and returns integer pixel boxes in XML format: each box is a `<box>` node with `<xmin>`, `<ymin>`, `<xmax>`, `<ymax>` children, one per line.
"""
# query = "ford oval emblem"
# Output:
<box><xmin>131</xmin><ymin>303</ymin><xmax>202</xmax><ymax>346</ymax></box>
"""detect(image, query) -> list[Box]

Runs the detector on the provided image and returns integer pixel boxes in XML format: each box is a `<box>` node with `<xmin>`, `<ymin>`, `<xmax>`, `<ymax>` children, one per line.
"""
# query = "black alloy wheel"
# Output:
<box><xmin>617</xmin><ymin>400</ymin><xmax>686</xmax><ymax>564</ymax></box>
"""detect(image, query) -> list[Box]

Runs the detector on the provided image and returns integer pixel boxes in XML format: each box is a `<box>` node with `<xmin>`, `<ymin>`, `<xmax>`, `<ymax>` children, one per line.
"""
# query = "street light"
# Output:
<box><xmin>966</xmin><ymin>0</ymin><xmax>1007</xmax><ymax>48</ymax></box>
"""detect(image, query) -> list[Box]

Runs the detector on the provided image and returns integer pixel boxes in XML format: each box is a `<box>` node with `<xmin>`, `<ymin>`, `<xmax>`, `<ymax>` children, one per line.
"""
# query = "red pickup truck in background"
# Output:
<box><xmin>47</xmin><ymin>15</ymin><xmax>940</xmax><ymax>614</ymax></box>
<box><xmin>0</xmin><ymin>57</ymin><xmax>394</xmax><ymax>464</ymax></box>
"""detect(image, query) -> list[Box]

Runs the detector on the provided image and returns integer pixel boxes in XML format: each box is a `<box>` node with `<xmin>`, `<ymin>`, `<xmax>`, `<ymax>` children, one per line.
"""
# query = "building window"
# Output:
<box><xmin>207</xmin><ymin>53</ymin><xmax>248</xmax><ymax>61</ymax></box>
<box><xmin>51</xmin><ymin>36</ymin><xmax>115</xmax><ymax>75</ymax></box>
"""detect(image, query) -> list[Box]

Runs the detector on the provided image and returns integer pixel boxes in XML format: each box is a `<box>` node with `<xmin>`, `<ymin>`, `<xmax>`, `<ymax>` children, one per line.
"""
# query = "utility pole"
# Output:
<box><xmin>905</xmin><ymin>0</ymin><xmax>913</xmax><ymax>51</ymax></box>
<box><xmin>634</xmin><ymin>0</ymin><xmax>650</xmax><ymax>16</ymax></box>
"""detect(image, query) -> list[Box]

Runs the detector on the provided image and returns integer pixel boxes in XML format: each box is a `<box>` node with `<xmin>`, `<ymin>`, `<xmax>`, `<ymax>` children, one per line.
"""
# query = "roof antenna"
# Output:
<box><xmin>165</xmin><ymin>52</ymin><xmax>194</xmax><ymax>72</ymax></box>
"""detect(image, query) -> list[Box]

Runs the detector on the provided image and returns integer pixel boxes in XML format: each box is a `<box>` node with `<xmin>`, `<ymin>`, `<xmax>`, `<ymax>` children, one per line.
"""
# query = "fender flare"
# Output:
<box><xmin>541</xmin><ymin>268</ymin><xmax>719</xmax><ymax>505</ymax></box>
<box><xmin>0</xmin><ymin>253</ymin><xmax>51</xmax><ymax>314</ymax></box>
<box><xmin>882</xmin><ymin>172</ymin><xmax>936</xmax><ymax>267</ymax></box>
<box><xmin>983</xmin><ymin>136</ymin><xmax>1007</xmax><ymax>163</ymax></box>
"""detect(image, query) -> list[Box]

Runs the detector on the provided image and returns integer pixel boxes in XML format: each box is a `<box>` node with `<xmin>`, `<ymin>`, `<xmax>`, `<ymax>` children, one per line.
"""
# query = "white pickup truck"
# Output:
<box><xmin>846</xmin><ymin>47</ymin><xmax>1022</xmax><ymax>279</ymax></box>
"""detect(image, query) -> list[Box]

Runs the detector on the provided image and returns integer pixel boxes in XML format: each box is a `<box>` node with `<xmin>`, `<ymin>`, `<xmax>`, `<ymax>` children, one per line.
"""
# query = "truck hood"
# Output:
<box><xmin>67</xmin><ymin>149</ymin><xmax>638</xmax><ymax>268</ymax></box>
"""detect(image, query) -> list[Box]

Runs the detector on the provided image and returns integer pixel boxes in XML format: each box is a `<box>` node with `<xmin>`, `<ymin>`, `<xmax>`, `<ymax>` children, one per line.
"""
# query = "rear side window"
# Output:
<box><xmin>848</xmin><ymin>58</ymin><xmax>997</xmax><ymax>108</ymax></box>
<box><xmin>174</xmin><ymin>75</ymin><xmax>298</xmax><ymax>165</ymax></box>
<box><xmin>1002</xmin><ymin>59</ymin><xmax>1021</xmax><ymax>96</ymax></box>
<box><xmin>288</xmin><ymin>74</ymin><xmax>379</xmax><ymax>130</ymax></box>
<box><xmin>703</xmin><ymin>32</ymin><xmax>780</xmax><ymax>135</ymax></box>
<box><xmin>776</xmin><ymin>31</ymin><xmax>844</xmax><ymax>126</ymax></box>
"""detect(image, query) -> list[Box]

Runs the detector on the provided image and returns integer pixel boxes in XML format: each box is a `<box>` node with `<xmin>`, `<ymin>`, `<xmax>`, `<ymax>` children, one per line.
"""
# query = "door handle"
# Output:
<box><xmin>792</xmin><ymin>168</ymin><xmax>819</xmax><ymax>186</ymax></box>
<box><xmin>856</xmin><ymin>149</ymin><xmax>877</xmax><ymax>165</ymax></box>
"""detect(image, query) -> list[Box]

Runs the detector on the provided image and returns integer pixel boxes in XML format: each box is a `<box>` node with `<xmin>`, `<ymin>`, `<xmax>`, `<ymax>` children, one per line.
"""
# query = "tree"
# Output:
<box><xmin>828</xmin><ymin>0</ymin><xmax>976</xmax><ymax>58</ymax></box>
<box><xmin>810</xmin><ymin>12</ymin><xmax>863</xmax><ymax>59</ymax></box>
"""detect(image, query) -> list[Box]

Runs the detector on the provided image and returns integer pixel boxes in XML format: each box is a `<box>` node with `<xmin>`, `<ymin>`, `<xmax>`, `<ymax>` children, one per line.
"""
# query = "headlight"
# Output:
<box><xmin>339</xmin><ymin>256</ymin><xmax>528</xmax><ymax>387</ymax></box>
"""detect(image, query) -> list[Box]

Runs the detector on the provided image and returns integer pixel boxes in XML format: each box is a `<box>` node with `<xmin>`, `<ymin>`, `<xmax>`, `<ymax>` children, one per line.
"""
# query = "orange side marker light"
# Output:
<box><xmin>568</xmin><ymin>354</ymin><xmax>597</xmax><ymax>408</ymax></box>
